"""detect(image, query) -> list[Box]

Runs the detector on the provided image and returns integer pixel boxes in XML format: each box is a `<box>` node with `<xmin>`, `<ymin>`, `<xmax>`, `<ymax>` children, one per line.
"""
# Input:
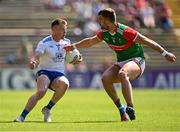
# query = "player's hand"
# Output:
<box><xmin>165</xmin><ymin>52</ymin><xmax>176</xmax><ymax>62</ymax></box>
<box><xmin>29</xmin><ymin>60</ymin><xmax>39</xmax><ymax>69</ymax></box>
<box><xmin>72</xmin><ymin>54</ymin><xmax>83</xmax><ymax>64</ymax></box>
<box><xmin>64</xmin><ymin>45</ymin><xmax>75</xmax><ymax>52</ymax></box>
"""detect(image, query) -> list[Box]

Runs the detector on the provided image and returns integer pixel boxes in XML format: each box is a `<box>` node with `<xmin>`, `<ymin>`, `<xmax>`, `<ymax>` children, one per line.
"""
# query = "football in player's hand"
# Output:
<box><xmin>65</xmin><ymin>49</ymin><xmax>82</xmax><ymax>64</ymax></box>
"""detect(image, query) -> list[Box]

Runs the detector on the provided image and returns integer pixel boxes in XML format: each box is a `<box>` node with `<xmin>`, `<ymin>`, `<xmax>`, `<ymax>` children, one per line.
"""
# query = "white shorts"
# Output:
<box><xmin>114</xmin><ymin>57</ymin><xmax>145</xmax><ymax>78</ymax></box>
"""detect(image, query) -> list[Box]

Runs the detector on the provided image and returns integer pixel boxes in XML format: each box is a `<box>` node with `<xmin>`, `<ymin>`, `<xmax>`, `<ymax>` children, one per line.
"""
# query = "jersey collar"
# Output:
<box><xmin>109</xmin><ymin>23</ymin><xmax>118</xmax><ymax>35</ymax></box>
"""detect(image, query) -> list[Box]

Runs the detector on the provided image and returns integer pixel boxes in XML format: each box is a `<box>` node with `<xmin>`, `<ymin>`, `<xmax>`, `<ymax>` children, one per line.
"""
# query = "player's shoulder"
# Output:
<box><xmin>40</xmin><ymin>35</ymin><xmax>52</xmax><ymax>44</ymax></box>
<box><xmin>63</xmin><ymin>38</ymin><xmax>71</xmax><ymax>43</ymax></box>
<box><xmin>117</xmin><ymin>23</ymin><xmax>137</xmax><ymax>34</ymax></box>
<box><xmin>117</xmin><ymin>23</ymin><xmax>128</xmax><ymax>32</ymax></box>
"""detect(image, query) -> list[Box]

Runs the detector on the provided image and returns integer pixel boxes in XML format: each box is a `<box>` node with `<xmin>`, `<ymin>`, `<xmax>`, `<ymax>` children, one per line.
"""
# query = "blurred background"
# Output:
<box><xmin>0</xmin><ymin>0</ymin><xmax>179</xmax><ymax>90</ymax></box>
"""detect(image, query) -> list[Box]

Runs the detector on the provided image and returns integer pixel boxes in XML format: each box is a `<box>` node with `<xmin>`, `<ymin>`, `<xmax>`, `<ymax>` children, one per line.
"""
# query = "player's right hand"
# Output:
<box><xmin>29</xmin><ymin>60</ymin><xmax>38</xmax><ymax>69</ymax></box>
<box><xmin>64</xmin><ymin>45</ymin><xmax>75</xmax><ymax>52</ymax></box>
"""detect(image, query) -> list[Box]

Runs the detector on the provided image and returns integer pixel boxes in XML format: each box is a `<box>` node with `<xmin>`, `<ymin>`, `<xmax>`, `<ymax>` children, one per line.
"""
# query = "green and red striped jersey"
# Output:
<box><xmin>97</xmin><ymin>23</ymin><xmax>145</xmax><ymax>62</ymax></box>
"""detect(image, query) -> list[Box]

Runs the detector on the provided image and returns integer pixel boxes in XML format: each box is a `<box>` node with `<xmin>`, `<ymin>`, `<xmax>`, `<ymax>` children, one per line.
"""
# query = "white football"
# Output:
<box><xmin>65</xmin><ymin>49</ymin><xmax>81</xmax><ymax>63</ymax></box>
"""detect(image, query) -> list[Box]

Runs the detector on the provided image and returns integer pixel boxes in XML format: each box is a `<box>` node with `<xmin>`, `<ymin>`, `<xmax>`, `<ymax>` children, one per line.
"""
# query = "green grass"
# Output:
<box><xmin>0</xmin><ymin>89</ymin><xmax>180</xmax><ymax>131</ymax></box>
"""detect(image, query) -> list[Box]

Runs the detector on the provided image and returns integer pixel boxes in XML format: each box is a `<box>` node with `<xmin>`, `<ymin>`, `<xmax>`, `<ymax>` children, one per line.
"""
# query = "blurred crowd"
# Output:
<box><xmin>44</xmin><ymin>0</ymin><xmax>173</xmax><ymax>37</ymax></box>
<box><xmin>42</xmin><ymin>0</ymin><xmax>174</xmax><ymax>73</ymax></box>
<box><xmin>0</xmin><ymin>0</ymin><xmax>173</xmax><ymax>70</ymax></box>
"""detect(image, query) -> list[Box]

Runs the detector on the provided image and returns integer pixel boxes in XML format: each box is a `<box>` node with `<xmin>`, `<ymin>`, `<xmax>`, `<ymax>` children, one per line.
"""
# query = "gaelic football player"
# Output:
<box><xmin>64</xmin><ymin>8</ymin><xmax>176</xmax><ymax>121</ymax></box>
<box><xmin>15</xmin><ymin>18</ymin><xmax>81</xmax><ymax>122</ymax></box>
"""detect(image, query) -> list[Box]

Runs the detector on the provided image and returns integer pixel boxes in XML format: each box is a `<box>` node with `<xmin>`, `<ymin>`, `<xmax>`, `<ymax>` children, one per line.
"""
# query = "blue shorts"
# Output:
<box><xmin>36</xmin><ymin>70</ymin><xmax>65</xmax><ymax>91</ymax></box>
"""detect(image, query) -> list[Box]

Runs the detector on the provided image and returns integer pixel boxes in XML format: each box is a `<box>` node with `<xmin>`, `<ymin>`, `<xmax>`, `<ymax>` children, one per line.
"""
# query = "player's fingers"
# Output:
<box><xmin>172</xmin><ymin>57</ymin><xmax>176</xmax><ymax>62</ymax></box>
<box><xmin>173</xmin><ymin>55</ymin><xmax>176</xmax><ymax>59</ymax></box>
<box><xmin>169</xmin><ymin>57</ymin><xmax>175</xmax><ymax>62</ymax></box>
<box><xmin>64</xmin><ymin>46</ymin><xmax>73</xmax><ymax>51</ymax></box>
<box><xmin>72</xmin><ymin>60</ymin><xmax>82</xmax><ymax>64</ymax></box>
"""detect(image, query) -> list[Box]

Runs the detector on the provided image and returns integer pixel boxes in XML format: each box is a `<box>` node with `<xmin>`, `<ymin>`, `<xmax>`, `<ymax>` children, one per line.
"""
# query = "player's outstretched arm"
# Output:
<box><xmin>64</xmin><ymin>35</ymin><xmax>102</xmax><ymax>52</ymax></box>
<box><xmin>135</xmin><ymin>33</ymin><xmax>176</xmax><ymax>62</ymax></box>
<box><xmin>29</xmin><ymin>51</ymin><xmax>40</xmax><ymax>69</ymax></box>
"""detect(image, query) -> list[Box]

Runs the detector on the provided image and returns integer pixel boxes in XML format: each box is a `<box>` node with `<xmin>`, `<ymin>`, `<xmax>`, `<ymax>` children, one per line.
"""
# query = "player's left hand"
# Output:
<box><xmin>64</xmin><ymin>45</ymin><xmax>75</xmax><ymax>52</ymax></box>
<box><xmin>165</xmin><ymin>52</ymin><xmax>176</xmax><ymax>62</ymax></box>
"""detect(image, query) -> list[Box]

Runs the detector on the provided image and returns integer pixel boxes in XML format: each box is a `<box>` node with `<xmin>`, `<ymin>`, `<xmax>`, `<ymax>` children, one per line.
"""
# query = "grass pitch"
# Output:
<box><xmin>0</xmin><ymin>89</ymin><xmax>180</xmax><ymax>131</ymax></box>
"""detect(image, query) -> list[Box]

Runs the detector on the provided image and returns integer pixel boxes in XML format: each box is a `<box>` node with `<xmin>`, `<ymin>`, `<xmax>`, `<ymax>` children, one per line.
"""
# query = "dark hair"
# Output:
<box><xmin>98</xmin><ymin>8</ymin><xmax>116</xmax><ymax>23</ymax></box>
<box><xmin>51</xmin><ymin>18</ymin><xmax>67</xmax><ymax>28</ymax></box>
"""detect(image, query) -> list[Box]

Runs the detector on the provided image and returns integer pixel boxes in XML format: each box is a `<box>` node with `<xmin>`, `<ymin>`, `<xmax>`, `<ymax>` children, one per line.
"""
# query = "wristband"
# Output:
<box><xmin>162</xmin><ymin>50</ymin><xmax>168</xmax><ymax>57</ymax></box>
<box><xmin>72</xmin><ymin>44</ymin><xmax>77</xmax><ymax>49</ymax></box>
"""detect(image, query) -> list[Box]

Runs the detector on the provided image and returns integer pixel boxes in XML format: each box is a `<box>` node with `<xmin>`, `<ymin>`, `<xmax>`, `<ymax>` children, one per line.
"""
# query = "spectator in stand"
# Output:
<box><xmin>155</xmin><ymin>0</ymin><xmax>173</xmax><ymax>30</ymax></box>
<box><xmin>92</xmin><ymin>0</ymin><xmax>106</xmax><ymax>15</ymax></box>
<box><xmin>5</xmin><ymin>36</ymin><xmax>33</xmax><ymax>65</ymax></box>
<box><xmin>72</xmin><ymin>0</ymin><xmax>93</xmax><ymax>19</ymax></box>
<box><xmin>83</xmin><ymin>15</ymin><xmax>100</xmax><ymax>37</ymax></box>
<box><xmin>73</xmin><ymin>21</ymin><xmax>84</xmax><ymax>37</ymax></box>
<box><xmin>140</xmin><ymin>2</ymin><xmax>155</xmax><ymax>28</ymax></box>
<box><xmin>122</xmin><ymin>2</ymin><xmax>141</xmax><ymax>28</ymax></box>
<box><xmin>44</xmin><ymin>0</ymin><xmax>66</xmax><ymax>10</ymax></box>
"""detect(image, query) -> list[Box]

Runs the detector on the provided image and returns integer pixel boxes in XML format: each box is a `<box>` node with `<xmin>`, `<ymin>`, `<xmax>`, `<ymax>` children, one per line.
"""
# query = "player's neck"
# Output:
<box><xmin>52</xmin><ymin>34</ymin><xmax>62</xmax><ymax>42</ymax></box>
<box><xmin>108</xmin><ymin>23</ymin><xmax>117</xmax><ymax>34</ymax></box>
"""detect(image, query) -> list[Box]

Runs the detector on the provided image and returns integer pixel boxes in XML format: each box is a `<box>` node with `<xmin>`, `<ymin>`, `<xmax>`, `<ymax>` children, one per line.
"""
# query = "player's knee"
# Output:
<box><xmin>36</xmin><ymin>89</ymin><xmax>46</xmax><ymax>100</ymax></box>
<box><xmin>101</xmin><ymin>74</ymin><xmax>109</xmax><ymax>83</ymax></box>
<box><xmin>58</xmin><ymin>80</ymin><xmax>69</xmax><ymax>88</ymax></box>
<box><xmin>118</xmin><ymin>70</ymin><xmax>128</xmax><ymax>82</ymax></box>
<box><xmin>61</xmin><ymin>81</ymin><xmax>69</xmax><ymax>90</ymax></box>
<box><xmin>55</xmin><ymin>80</ymin><xmax>69</xmax><ymax>91</ymax></box>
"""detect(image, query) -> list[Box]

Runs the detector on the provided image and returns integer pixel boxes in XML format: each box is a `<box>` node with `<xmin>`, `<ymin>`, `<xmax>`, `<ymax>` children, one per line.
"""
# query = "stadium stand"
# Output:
<box><xmin>0</xmin><ymin>0</ymin><xmax>179</xmax><ymax>69</ymax></box>
<box><xmin>165</xmin><ymin>0</ymin><xmax>180</xmax><ymax>28</ymax></box>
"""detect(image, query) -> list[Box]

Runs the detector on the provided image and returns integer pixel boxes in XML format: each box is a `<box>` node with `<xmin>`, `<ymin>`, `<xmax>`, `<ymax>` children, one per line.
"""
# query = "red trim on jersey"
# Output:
<box><xmin>97</xmin><ymin>31</ymin><xmax>102</xmax><ymax>40</ymax></box>
<box><xmin>123</xmin><ymin>28</ymin><xmax>137</xmax><ymax>42</ymax></box>
<box><xmin>108</xmin><ymin>41</ymin><xmax>134</xmax><ymax>51</ymax></box>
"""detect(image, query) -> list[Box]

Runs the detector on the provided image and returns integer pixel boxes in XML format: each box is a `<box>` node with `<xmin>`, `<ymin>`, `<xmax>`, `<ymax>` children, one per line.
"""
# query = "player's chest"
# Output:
<box><xmin>45</xmin><ymin>44</ymin><xmax>65</xmax><ymax>57</ymax></box>
<box><xmin>103</xmin><ymin>33</ymin><xmax>127</xmax><ymax>46</ymax></box>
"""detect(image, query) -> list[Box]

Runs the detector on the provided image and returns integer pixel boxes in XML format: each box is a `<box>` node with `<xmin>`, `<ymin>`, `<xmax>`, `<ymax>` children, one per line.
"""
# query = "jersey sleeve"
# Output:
<box><xmin>97</xmin><ymin>31</ymin><xmax>102</xmax><ymax>40</ymax></box>
<box><xmin>123</xmin><ymin>27</ymin><xmax>138</xmax><ymax>42</ymax></box>
<box><xmin>67</xmin><ymin>39</ymin><xmax>71</xmax><ymax>45</ymax></box>
<box><xmin>35</xmin><ymin>41</ymin><xmax>46</xmax><ymax>54</ymax></box>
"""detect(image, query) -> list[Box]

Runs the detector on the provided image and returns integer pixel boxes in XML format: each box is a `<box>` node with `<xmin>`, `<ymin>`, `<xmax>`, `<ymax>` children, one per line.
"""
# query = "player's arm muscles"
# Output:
<box><xmin>135</xmin><ymin>33</ymin><xmax>166</xmax><ymax>54</ymax></box>
<box><xmin>73</xmin><ymin>35</ymin><xmax>102</xmax><ymax>48</ymax></box>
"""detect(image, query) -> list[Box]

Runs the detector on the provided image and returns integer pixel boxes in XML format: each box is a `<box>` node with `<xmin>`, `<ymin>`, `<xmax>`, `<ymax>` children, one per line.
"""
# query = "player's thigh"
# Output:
<box><xmin>36</xmin><ymin>75</ymin><xmax>50</xmax><ymax>91</ymax></box>
<box><xmin>120</xmin><ymin>61</ymin><xmax>140</xmax><ymax>80</ymax></box>
<box><xmin>102</xmin><ymin>64</ymin><xmax>121</xmax><ymax>83</ymax></box>
<box><xmin>51</xmin><ymin>76</ymin><xmax>69</xmax><ymax>91</ymax></box>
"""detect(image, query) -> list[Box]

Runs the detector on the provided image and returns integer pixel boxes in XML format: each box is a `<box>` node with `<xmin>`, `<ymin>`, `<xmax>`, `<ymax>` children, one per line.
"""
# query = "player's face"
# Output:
<box><xmin>53</xmin><ymin>24</ymin><xmax>67</xmax><ymax>39</ymax></box>
<box><xmin>98</xmin><ymin>15</ymin><xmax>108</xmax><ymax>30</ymax></box>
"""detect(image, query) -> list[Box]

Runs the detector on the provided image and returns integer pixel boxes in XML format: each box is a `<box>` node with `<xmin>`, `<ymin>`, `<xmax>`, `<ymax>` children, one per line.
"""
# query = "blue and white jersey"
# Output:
<box><xmin>35</xmin><ymin>35</ymin><xmax>70</xmax><ymax>74</ymax></box>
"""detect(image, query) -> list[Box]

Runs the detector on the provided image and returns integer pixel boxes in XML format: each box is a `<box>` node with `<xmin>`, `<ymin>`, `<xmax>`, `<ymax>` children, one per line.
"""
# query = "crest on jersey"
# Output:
<box><xmin>52</xmin><ymin>52</ymin><xmax>64</xmax><ymax>62</ymax></box>
<box><xmin>104</xmin><ymin>37</ymin><xmax>109</xmax><ymax>41</ymax></box>
<box><xmin>118</xmin><ymin>38</ymin><xmax>122</xmax><ymax>43</ymax></box>
<box><xmin>56</xmin><ymin>53</ymin><xmax>63</xmax><ymax>59</ymax></box>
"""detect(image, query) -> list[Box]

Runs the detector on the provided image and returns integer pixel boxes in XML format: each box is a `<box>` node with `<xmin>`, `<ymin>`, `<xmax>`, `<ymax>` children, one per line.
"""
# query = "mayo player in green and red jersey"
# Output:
<box><xmin>64</xmin><ymin>8</ymin><xmax>176</xmax><ymax>121</ymax></box>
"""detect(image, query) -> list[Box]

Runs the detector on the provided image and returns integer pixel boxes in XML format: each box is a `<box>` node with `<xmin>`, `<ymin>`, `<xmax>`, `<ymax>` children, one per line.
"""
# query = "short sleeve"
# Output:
<box><xmin>97</xmin><ymin>31</ymin><xmax>102</xmax><ymax>40</ymax></box>
<box><xmin>35</xmin><ymin>41</ymin><xmax>46</xmax><ymax>54</ymax></box>
<box><xmin>67</xmin><ymin>39</ymin><xmax>71</xmax><ymax>45</ymax></box>
<box><xmin>123</xmin><ymin>28</ymin><xmax>138</xmax><ymax>42</ymax></box>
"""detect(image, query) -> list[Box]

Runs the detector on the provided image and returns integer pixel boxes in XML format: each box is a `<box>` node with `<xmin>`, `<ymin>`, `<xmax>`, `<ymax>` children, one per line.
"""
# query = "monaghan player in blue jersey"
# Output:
<box><xmin>14</xmin><ymin>18</ymin><xmax>81</xmax><ymax>122</ymax></box>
